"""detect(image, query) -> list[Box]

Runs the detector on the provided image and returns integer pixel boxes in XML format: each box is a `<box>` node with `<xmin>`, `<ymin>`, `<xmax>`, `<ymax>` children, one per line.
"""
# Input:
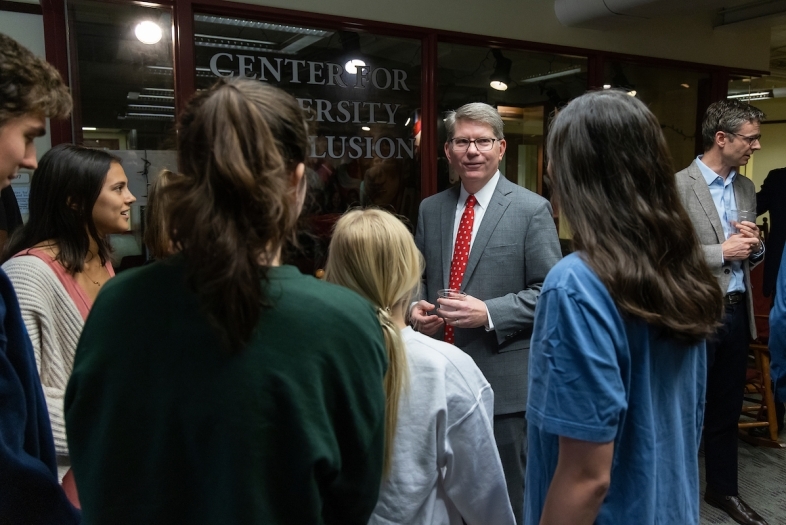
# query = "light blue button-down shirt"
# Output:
<box><xmin>695</xmin><ymin>155</ymin><xmax>744</xmax><ymax>294</ymax></box>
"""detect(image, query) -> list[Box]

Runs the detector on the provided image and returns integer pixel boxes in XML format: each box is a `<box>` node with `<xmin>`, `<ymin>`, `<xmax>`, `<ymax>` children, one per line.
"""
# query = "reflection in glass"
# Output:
<box><xmin>602</xmin><ymin>61</ymin><xmax>709</xmax><ymax>171</ymax></box>
<box><xmin>436</xmin><ymin>42</ymin><xmax>587</xmax><ymax>242</ymax></box>
<box><xmin>193</xmin><ymin>15</ymin><xmax>422</xmax><ymax>273</ymax></box>
<box><xmin>66</xmin><ymin>0</ymin><xmax>178</xmax><ymax>270</ymax></box>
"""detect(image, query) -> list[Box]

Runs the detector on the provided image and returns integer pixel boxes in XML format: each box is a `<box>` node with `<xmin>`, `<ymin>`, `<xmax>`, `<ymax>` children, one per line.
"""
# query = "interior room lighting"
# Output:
<box><xmin>345</xmin><ymin>59</ymin><xmax>366</xmax><ymax>75</ymax></box>
<box><xmin>628</xmin><ymin>90</ymin><xmax>637</xmax><ymax>97</ymax></box>
<box><xmin>194</xmin><ymin>15</ymin><xmax>330</xmax><ymax>37</ymax></box>
<box><xmin>603</xmin><ymin>84</ymin><xmax>611</xmax><ymax>89</ymax></box>
<box><xmin>135</xmin><ymin>21</ymin><xmax>162</xmax><ymax>45</ymax></box>
<box><xmin>727</xmin><ymin>91</ymin><xmax>771</xmax><ymax>100</ymax></box>
<box><xmin>489</xmin><ymin>50</ymin><xmax>512</xmax><ymax>91</ymax></box>
<box><xmin>82</xmin><ymin>127</ymin><xmax>97</xmax><ymax>131</ymax></box>
<box><xmin>405</xmin><ymin>117</ymin><xmax>411</xmax><ymax>126</ymax></box>
<box><xmin>361</xmin><ymin>126</ymin><xmax>371</xmax><ymax>131</ymax></box>
<box><xmin>521</xmin><ymin>67</ymin><xmax>581</xmax><ymax>83</ymax></box>
<box><xmin>680</xmin><ymin>83</ymin><xmax>690</xmax><ymax>88</ymax></box>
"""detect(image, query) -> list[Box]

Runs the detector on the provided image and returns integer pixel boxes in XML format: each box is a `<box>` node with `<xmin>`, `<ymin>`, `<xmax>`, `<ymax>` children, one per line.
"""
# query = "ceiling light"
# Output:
<box><xmin>489</xmin><ymin>50</ymin><xmax>512</xmax><ymax>91</ymax></box>
<box><xmin>680</xmin><ymin>83</ymin><xmax>690</xmax><ymax>88</ymax></box>
<box><xmin>361</xmin><ymin>126</ymin><xmax>371</xmax><ymax>131</ymax></box>
<box><xmin>727</xmin><ymin>91</ymin><xmax>771</xmax><ymax>100</ymax></box>
<box><xmin>194</xmin><ymin>15</ymin><xmax>330</xmax><ymax>37</ymax></box>
<box><xmin>603</xmin><ymin>84</ymin><xmax>611</xmax><ymax>89</ymax></box>
<box><xmin>345</xmin><ymin>59</ymin><xmax>366</xmax><ymax>75</ymax></box>
<box><xmin>628</xmin><ymin>90</ymin><xmax>637</xmax><ymax>97</ymax></box>
<box><xmin>195</xmin><ymin>33</ymin><xmax>274</xmax><ymax>46</ymax></box>
<box><xmin>522</xmin><ymin>67</ymin><xmax>581</xmax><ymax>83</ymax></box>
<box><xmin>82</xmin><ymin>127</ymin><xmax>96</xmax><ymax>131</ymax></box>
<box><xmin>135</xmin><ymin>21</ymin><xmax>162</xmax><ymax>45</ymax></box>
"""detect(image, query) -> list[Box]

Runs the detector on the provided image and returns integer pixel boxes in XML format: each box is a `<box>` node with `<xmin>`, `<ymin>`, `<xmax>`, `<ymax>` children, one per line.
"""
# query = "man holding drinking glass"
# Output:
<box><xmin>410</xmin><ymin>102</ymin><xmax>561</xmax><ymax>524</ymax></box>
<box><xmin>676</xmin><ymin>99</ymin><xmax>767</xmax><ymax>525</ymax></box>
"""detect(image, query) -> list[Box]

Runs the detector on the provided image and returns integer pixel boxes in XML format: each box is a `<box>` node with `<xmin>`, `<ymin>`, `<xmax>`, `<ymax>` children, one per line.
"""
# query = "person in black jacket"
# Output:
<box><xmin>757</xmin><ymin>167</ymin><xmax>786</xmax><ymax>298</ymax></box>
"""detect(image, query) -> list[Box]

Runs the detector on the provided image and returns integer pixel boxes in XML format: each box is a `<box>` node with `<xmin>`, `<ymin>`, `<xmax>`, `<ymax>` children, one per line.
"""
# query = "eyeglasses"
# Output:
<box><xmin>449</xmin><ymin>137</ymin><xmax>498</xmax><ymax>152</ymax></box>
<box><xmin>725</xmin><ymin>131</ymin><xmax>761</xmax><ymax>146</ymax></box>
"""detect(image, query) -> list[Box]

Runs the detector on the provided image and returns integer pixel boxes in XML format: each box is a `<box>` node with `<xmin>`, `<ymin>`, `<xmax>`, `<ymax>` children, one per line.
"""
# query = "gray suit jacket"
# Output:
<box><xmin>675</xmin><ymin>160</ymin><xmax>762</xmax><ymax>339</ymax></box>
<box><xmin>414</xmin><ymin>176</ymin><xmax>562</xmax><ymax>414</ymax></box>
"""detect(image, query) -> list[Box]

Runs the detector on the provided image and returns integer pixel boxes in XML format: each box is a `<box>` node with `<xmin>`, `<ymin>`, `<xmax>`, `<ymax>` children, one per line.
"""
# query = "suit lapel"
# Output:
<box><xmin>461</xmin><ymin>177</ymin><xmax>512</xmax><ymax>288</ymax></box>
<box><xmin>441</xmin><ymin>187</ymin><xmax>460</xmax><ymax>289</ymax></box>
<box><xmin>689</xmin><ymin>162</ymin><xmax>725</xmax><ymax>242</ymax></box>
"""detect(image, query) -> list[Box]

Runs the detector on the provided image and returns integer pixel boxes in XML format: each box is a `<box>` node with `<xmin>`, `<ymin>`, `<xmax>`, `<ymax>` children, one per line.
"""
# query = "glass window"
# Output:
<box><xmin>436</xmin><ymin>42</ymin><xmax>588</xmax><ymax>199</ymax></box>
<box><xmin>602</xmin><ymin>61</ymin><xmax>710</xmax><ymax>171</ymax></box>
<box><xmin>193</xmin><ymin>15</ymin><xmax>423</xmax><ymax>272</ymax></box>
<box><xmin>66</xmin><ymin>0</ymin><xmax>177</xmax><ymax>268</ymax></box>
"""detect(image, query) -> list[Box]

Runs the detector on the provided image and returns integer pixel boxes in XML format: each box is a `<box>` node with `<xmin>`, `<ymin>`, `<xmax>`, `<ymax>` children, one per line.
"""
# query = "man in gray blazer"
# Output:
<box><xmin>675</xmin><ymin>99</ymin><xmax>767</xmax><ymax>525</ymax></box>
<box><xmin>411</xmin><ymin>102</ymin><xmax>561</xmax><ymax>524</ymax></box>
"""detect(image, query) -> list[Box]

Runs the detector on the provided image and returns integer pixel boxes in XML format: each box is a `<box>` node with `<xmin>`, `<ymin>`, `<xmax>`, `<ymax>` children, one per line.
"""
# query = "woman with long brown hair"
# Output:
<box><xmin>64</xmin><ymin>79</ymin><xmax>388</xmax><ymax>524</ymax></box>
<box><xmin>525</xmin><ymin>90</ymin><xmax>722</xmax><ymax>525</ymax></box>
<box><xmin>2</xmin><ymin>143</ymin><xmax>135</xmax><ymax>490</ymax></box>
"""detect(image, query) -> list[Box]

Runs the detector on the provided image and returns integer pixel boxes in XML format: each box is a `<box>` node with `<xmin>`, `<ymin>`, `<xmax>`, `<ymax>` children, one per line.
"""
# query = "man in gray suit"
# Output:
<box><xmin>411</xmin><ymin>102</ymin><xmax>561</xmax><ymax>524</ymax></box>
<box><xmin>675</xmin><ymin>99</ymin><xmax>767</xmax><ymax>525</ymax></box>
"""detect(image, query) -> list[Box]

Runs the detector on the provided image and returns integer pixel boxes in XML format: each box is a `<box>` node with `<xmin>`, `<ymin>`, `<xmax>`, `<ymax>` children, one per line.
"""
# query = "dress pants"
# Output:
<box><xmin>704</xmin><ymin>301</ymin><xmax>749</xmax><ymax>496</ymax></box>
<box><xmin>493</xmin><ymin>412</ymin><xmax>526</xmax><ymax>525</ymax></box>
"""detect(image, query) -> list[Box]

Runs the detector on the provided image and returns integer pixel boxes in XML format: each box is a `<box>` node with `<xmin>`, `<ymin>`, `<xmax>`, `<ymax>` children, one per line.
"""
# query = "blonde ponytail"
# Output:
<box><xmin>325</xmin><ymin>209</ymin><xmax>423</xmax><ymax>477</ymax></box>
<box><xmin>376</xmin><ymin>306</ymin><xmax>408</xmax><ymax>476</ymax></box>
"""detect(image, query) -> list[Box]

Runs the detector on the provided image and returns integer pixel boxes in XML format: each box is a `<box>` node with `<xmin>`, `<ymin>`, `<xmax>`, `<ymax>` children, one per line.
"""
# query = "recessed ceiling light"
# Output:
<box><xmin>135</xmin><ymin>21</ymin><xmax>162</xmax><ymax>45</ymax></box>
<box><xmin>345</xmin><ymin>59</ymin><xmax>366</xmax><ymax>75</ymax></box>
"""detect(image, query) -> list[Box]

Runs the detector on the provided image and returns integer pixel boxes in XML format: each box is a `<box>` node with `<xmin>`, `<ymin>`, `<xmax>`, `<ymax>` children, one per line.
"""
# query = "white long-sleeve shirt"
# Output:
<box><xmin>368</xmin><ymin>327</ymin><xmax>515</xmax><ymax>525</ymax></box>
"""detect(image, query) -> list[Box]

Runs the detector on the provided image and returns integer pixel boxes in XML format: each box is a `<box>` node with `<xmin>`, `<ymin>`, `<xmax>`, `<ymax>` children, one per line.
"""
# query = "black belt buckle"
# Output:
<box><xmin>724</xmin><ymin>292</ymin><xmax>744</xmax><ymax>305</ymax></box>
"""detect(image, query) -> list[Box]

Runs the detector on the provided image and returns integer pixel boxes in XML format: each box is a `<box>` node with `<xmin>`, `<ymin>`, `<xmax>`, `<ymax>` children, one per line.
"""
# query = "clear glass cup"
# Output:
<box><xmin>437</xmin><ymin>288</ymin><xmax>466</xmax><ymax>317</ymax></box>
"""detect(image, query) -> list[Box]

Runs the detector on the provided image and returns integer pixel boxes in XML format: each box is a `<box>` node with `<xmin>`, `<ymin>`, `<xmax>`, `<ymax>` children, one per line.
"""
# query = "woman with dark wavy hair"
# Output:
<box><xmin>64</xmin><ymin>78</ymin><xmax>388</xmax><ymax>525</ymax></box>
<box><xmin>1</xmin><ymin>143</ymin><xmax>135</xmax><ymax>482</ymax></box>
<box><xmin>525</xmin><ymin>90</ymin><xmax>722</xmax><ymax>525</ymax></box>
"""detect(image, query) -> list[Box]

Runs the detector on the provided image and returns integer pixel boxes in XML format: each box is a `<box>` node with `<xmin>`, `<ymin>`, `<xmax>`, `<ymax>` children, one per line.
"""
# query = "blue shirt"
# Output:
<box><xmin>525</xmin><ymin>253</ymin><xmax>706</xmax><ymax>525</ymax></box>
<box><xmin>695</xmin><ymin>155</ymin><xmax>744</xmax><ymax>293</ymax></box>
<box><xmin>0</xmin><ymin>269</ymin><xmax>80</xmax><ymax>523</ymax></box>
<box><xmin>769</xmin><ymin>250</ymin><xmax>786</xmax><ymax>402</ymax></box>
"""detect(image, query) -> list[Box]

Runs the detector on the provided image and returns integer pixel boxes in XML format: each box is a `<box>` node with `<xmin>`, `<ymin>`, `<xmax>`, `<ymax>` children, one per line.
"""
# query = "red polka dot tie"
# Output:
<box><xmin>445</xmin><ymin>194</ymin><xmax>477</xmax><ymax>344</ymax></box>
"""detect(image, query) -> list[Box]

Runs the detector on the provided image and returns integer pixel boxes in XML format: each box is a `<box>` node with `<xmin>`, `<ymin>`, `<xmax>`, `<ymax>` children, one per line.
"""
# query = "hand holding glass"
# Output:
<box><xmin>727</xmin><ymin>209</ymin><xmax>757</xmax><ymax>236</ymax></box>
<box><xmin>437</xmin><ymin>289</ymin><xmax>466</xmax><ymax>317</ymax></box>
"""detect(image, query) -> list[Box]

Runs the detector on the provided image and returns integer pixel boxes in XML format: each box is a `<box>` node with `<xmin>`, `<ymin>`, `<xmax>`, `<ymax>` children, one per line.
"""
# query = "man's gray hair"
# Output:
<box><xmin>444</xmin><ymin>102</ymin><xmax>504</xmax><ymax>140</ymax></box>
<box><xmin>701</xmin><ymin>99</ymin><xmax>765</xmax><ymax>151</ymax></box>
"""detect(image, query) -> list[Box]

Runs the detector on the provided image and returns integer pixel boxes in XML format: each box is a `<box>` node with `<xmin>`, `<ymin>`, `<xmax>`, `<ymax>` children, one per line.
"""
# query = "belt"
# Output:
<box><xmin>724</xmin><ymin>292</ymin><xmax>744</xmax><ymax>305</ymax></box>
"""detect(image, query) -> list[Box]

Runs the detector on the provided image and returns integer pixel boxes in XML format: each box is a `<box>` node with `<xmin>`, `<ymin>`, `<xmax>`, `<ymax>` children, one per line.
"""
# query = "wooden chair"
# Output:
<box><xmin>737</xmin><ymin>218</ymin><xmax>783</xmax><ymax>446</ymax></box>
<box><xmin>738</xmin><ymin>339</ymin><xmax>785</xmax><ymax>448</ymax></box>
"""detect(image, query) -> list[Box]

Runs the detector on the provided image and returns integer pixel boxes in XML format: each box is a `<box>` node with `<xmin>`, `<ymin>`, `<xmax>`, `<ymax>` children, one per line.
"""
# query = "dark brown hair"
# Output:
<box><xmin>701</xmin><ymin>99</ymin><xmax>765</xmax><ymax>151</ymax></box>
<box><xmin>0</xmin><ymin>33</ymin><xmax>71</xmax><ymax>126</ymax></box>
<box><xmin>165</xmin><ymin>78</ymin><xmax>309</xmax><ymax>351</ymax></box>
<box><xmin>3</xmin><ymin>144</ymin><xmax>118</xmax><ymax>272</ymax></box>
<box><xmin>547</xmin><ymin>90</ymin><xmax>722</xmax><ymax>343</ymax></box>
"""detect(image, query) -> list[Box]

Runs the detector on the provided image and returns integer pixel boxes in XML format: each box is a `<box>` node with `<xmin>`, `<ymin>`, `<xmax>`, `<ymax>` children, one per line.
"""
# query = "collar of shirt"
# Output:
<box><xmin>696</xmin><ymin>155</ymin><xmax>737</xmax><ymax>188</ymax></box>
<box><xmin>457</xmin><ymin>170</ymin><xmax>500</xmax><ymax>213</ymax></box>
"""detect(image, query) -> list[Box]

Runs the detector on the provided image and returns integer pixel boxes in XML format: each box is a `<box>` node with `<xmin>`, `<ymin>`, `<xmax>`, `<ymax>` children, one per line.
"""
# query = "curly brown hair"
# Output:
<box><xmin>0</xmin><ymin>33</ymin><xmax>71</xmax><ymax>126</ymax></box>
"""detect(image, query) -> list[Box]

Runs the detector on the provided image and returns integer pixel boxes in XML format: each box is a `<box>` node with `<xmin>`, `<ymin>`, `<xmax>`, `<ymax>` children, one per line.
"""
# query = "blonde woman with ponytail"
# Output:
<box><xmin>326</xmin><ymin>209</ymin><xmax>514</xmax><ymax>525</ymax></box>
